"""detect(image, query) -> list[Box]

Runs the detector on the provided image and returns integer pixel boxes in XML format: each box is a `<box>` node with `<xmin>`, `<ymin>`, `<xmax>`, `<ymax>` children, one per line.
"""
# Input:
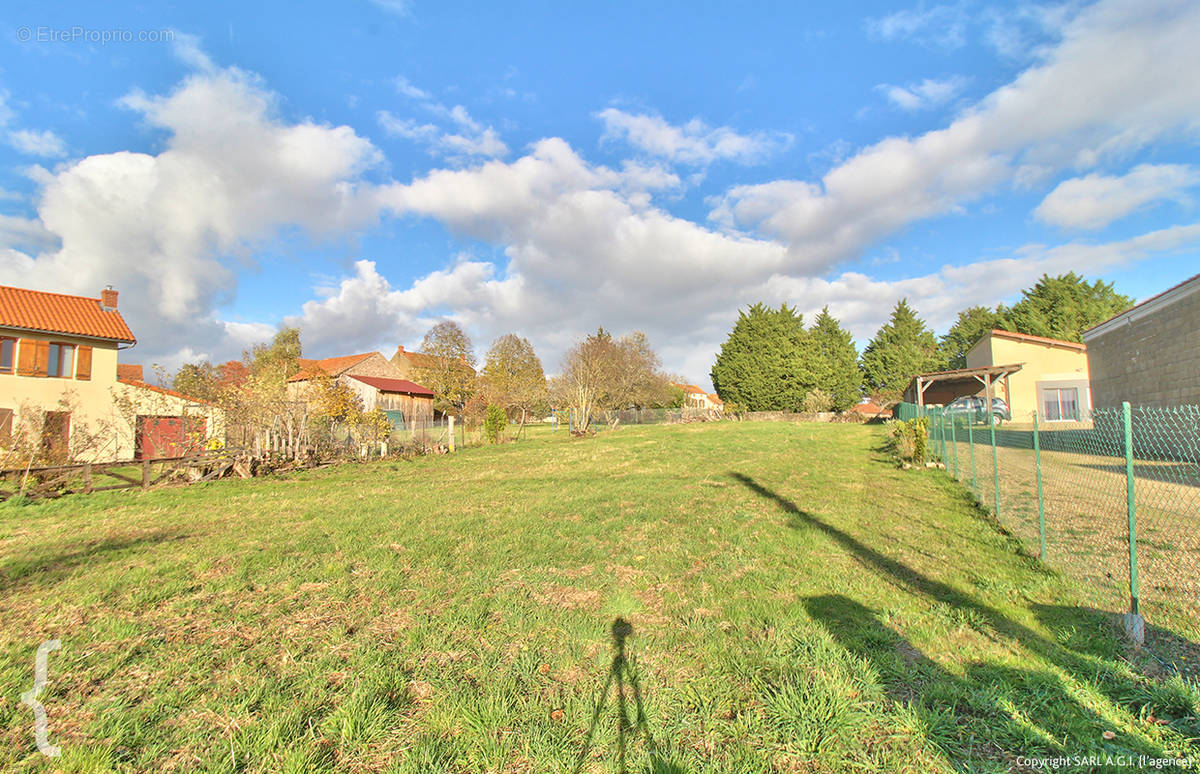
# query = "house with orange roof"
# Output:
<box><xmin>672</xmin><ymin>382</ymin><xmax>724</xmax><ymax>411</ymax></box>
<box><xmin>389</xmin><ymin>344</ymin><xmax>476</xmax><ymax>381</ymax></box>
<box><xmin>0</xmin><ymin>284</ymin><xmax>224</xmax><ymax>463</ymax></box>
<box><xmin>966</xmin><ymin>329</ymin><xmax>1091</xmax><ymax>420</ymax></box>
<box><xmin>904</xmin><ymin>328</ymin><xmax>1091</xmax><ymax>421</ymax></box>
<box><xmin>286</xmin><ymin>351</ymin><xmax>435</xmax><ymax>424</ymax></box>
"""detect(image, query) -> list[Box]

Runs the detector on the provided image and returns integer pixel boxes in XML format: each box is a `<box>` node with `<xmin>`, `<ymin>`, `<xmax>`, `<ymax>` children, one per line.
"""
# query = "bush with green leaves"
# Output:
<box><xmin>885</xmin><ymin>417</ymin><xmax>929</xmax><ymax>465</ymax></box>
<box><xmin>483</xmin><ymin>403</ymin><xmax>508</xmax><ymax>443</ymax></box>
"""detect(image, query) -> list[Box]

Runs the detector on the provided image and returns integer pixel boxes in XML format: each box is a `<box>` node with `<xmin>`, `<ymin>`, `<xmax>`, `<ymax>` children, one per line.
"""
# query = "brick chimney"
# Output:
<box><xmin>100</xmin><ymin>286</ymin><xmax>119</xmax><ymax>311</ymax></box>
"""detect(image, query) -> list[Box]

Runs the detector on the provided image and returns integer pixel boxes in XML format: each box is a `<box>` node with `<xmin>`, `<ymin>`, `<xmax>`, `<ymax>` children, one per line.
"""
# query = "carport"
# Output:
<box><xmin>903</xmin><ymin>364</ymin><xmax>1024</xmax><ymax>409</ymax></box>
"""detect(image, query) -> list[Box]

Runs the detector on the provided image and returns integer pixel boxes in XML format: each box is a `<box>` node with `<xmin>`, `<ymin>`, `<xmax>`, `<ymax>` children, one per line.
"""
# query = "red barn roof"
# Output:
<box><xmin>347</xmin><ymin>374</ymin><xmax>435</xmax><ymax>397</ymax></box>
<box><xmin>0</xmin><ymin>285</ymin><xmax>136</xmax><ymax>343</ymax></box>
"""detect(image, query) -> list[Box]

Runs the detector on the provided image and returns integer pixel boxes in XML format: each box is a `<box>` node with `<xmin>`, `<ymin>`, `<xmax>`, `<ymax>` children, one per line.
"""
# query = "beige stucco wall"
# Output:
<box><xmin>1</xmin><ymin>329</ymin><xmax>223</xmax><ymax>463</ymax></box>
<box><xmin>965</xmin><ymin>334</ymin><xmax>1090</xmax><ymax>419</ymax></box>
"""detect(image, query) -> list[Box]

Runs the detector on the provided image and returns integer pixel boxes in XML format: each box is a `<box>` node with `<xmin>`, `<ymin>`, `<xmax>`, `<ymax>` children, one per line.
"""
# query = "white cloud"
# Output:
<box><xmin>0</xmin><ymin>52</ymin><xmax>386</xmax><ymax>371</ymax></box>
<box><xmin>393</xmin><ymin>76</ymin><xmax>431</xmax><ymax>101</ymax></box>
<box><xmin>379</xmin><ymin>77</ymin><xmax>508</xmax><ymax>160</ymax></box>
<box><xmin>1034</xmin><ymin>163</ymin><xmax>1200</xmax><ymax>229</ymax></box>
<box><xmin>877</xmin><ymin>76</ymin><xmax>969</xmax><ymax>111</ymax></box>
<box><xmin>0</xmin><ymin>214</ymin><xmax>59</xmax><ymax>252</ymax></box>
<box><xmin>868</xmin><ymin>3</ymin><xmax>971</xmax><ymax>49</ymax></box>
<box><xmin>596</xmin><ymin>109</ymin><xmax>791</xmax><ymax>166</ymax></box>
<box><xmin>984</xmin><ymin>2</ymin><xmax>1078</xmax><ymax>59</ymax></box>
<box><xmin>0</xmin><ymin>88</ymin><xmax>68</xmax><ymax>158</ymax></box>
<box><xmin>7</xmin><ymin>129</ymin><xmax>67</xmax><ymax>158</ymax></box>
<box><xmin>714</xmin><ymin>0</ymin><xmax>1200</xmax><ymax>270</ymax></box>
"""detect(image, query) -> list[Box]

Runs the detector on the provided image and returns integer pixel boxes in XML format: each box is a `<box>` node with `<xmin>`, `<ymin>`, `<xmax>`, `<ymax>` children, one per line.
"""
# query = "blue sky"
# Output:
<box><xmin>1</xmin><ymin>0</ymin><xmax>1198</xmax><ymax>386</ymax></box>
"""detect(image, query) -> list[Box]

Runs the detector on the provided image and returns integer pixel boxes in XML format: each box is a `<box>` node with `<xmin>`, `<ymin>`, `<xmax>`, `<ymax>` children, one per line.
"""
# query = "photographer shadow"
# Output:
<box><xmin>573</xmin><ymin>617</ymin><xmax>687</xmax><ymax>774</ymax></box>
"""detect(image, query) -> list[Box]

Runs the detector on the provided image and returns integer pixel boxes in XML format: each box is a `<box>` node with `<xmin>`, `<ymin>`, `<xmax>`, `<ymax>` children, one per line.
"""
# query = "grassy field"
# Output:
<box><xmin>2</xmin><ymin>421</ymin><xmax>1198</xmax><ymax>772</ymax></box>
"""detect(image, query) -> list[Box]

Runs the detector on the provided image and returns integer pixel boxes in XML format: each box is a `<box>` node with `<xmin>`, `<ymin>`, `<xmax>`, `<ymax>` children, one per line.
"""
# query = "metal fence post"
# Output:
<box><xmin>1033</xmin><ymin>410</ymin><xmax>1046</xmax><ymax>562</ymax></box>
<box><xmin>938</xmin><ymin>412</ymin><xmax>947</xmax><ymax>464</ymax></box>
<box><xmin>968</xmin><ymin>418</ymin><xmax>976</xmax><ymax>496</ymax></box>
<box><xmin>1122</xmin><ymin>401</ymin><xmax>1143</xmax><ymax>644</ymax></box>
<box><xmin>990</xmin><ymin>405</ymin><xmax>1000</xmax><ymax>517</ymax></box>
<box><xmin>950</xmin><ymin>415</ymin><xmax>958</xmax><ymax>479</ymax></box>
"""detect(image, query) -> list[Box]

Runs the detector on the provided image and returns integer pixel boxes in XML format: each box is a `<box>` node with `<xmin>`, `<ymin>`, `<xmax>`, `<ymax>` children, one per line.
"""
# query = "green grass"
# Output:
<box><xmin>1</xmin><ymin>422</ymin><xmax>1197</xmax><ymax>772</ymax></box>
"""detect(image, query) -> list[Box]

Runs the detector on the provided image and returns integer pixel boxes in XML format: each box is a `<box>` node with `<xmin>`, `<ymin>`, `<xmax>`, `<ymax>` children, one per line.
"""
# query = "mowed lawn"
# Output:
<box><xmin>2</xmin><ymin>422</ymin><xmax>1197</xmax><ymax>773</ymax></box>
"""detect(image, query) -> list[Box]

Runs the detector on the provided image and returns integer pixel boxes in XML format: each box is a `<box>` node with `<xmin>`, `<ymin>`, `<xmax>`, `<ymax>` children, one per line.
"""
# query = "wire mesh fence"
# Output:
<box><xmin>551</xmin><ymin>407</ymin><xmax>720</xmax><ymax>431</ymax></box>
<box><xmin>898</xmin><ymin>401</ymin><xmax>1200</xmax><ymax>667</ymax></box>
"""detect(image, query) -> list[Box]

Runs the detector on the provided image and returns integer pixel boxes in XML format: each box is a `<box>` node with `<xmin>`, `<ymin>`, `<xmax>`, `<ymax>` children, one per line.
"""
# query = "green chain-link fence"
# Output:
<box><xmin>897</xmin><ymin>401</ymin><xmax>1200</xmax><ymax>672</ymax></box>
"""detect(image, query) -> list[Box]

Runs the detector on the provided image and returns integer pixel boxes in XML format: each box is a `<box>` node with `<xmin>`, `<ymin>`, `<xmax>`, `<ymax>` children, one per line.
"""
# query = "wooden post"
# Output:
<box><xmin>83</xmin><ymin>462</ymin><xmax>93</xmax><ymax>494</ymax></box>
<box><xmin>141</xmin><ymin>458</ymin><xmax>151</xmax><ymax>489</ymax></box>
<box><xmin>448</xmin><ymin>416</ymin><xmax>456</xmax><ymax>453</ymax></box>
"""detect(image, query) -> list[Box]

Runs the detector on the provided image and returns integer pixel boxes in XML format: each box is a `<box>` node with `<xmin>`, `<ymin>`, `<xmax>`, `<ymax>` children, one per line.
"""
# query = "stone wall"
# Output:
<box><xmin>1086</xmin><ymin>283</ymin><xmax>1200</xmax><ymax>409</ymax></box>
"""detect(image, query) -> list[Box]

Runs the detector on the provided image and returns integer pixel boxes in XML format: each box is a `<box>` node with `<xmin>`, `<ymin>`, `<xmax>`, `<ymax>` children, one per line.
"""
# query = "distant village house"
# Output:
<box><xmin>286</xmin><ymin>352</ymin><xmax>435</xmax><ymax>425</ymax></box>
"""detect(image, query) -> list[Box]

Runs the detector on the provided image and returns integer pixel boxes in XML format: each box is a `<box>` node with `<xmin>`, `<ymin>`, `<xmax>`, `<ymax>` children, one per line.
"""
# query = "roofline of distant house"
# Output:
<box><xmin>973</xmin><ymin>328</ymin><xmax>1086</xmax><ymax>353</ymax></box>
<box><xmin>0</xmin><ymin>322</ymin><xmax>137</xmax><ymax>345</ymax></box>
<box><xmin>118</xmin><ymin>377</ymin><xmax>217</xmax><ymax>407</ymax></box>
<box><xmin>1083</xmin><ymin>272</ymin><xmax>1200</xmax><ymax>341</ymax></box>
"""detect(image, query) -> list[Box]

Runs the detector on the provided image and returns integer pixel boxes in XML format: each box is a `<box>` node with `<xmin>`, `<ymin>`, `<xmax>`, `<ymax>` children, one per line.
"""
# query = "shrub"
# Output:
<box><xmin>801</xmin><ymin>388</ymin><xmax>834</xmax><ymax>414</ymax></box>
<box><xmin>885</xmin><ymin>417</ymin><xmax>928</xmax><ymax>465</ymax></box>
<box><xmin>483</xmin><ymin>404</ymin><xmax>508</xmax><ymax>444</ymax></box>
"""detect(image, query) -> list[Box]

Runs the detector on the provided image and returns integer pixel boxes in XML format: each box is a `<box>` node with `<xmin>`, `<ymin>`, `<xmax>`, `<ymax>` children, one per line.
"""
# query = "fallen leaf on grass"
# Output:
<box><xmin>409</xmin><ymin>680</ymin><xmax>433</xmax><ymax>701</ymax></box>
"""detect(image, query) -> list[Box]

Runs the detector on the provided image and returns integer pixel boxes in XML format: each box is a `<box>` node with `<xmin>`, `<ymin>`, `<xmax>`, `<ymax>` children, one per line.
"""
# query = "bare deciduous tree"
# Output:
<box><xmin>555</xmin><ymin>329</ymin><xmax>673</xmax><ymax>430</ymax></box>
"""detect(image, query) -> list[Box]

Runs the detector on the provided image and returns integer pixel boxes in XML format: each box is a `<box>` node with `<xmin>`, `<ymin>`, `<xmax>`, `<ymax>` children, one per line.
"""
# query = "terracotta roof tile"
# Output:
<box><xmin>119</xmin><ymin>377</ymin><xmax>217</xmax><ymax>406</ymax></box>
<box><xmin>286</xmin><ymin>352</ymin><xmax>376</xmax><ymax>382</ymax></box>
<box><xmin>0</xmin><ymin>285</ymin><xmax>136</xmax><ymax>342</ymax></box>
<box><xmin>117</xmin><ymin>364</ymin><xmax>144</xmax><ymax>381</ymax></box>
<box><xmin>984</xmin><ymin>328</ymin><xmax>1086</xmax><ymax>351</ymax></box>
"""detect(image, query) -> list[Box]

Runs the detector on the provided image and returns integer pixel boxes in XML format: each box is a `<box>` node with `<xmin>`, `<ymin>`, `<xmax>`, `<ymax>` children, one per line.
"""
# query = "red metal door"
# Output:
<box><xmin>139</xmin><ymin>416</ymin><xmax>207</xmax><ymax>459</ymax></box>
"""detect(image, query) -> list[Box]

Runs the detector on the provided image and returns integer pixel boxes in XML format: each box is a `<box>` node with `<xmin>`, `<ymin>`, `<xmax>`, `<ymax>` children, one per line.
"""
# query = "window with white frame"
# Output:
<box><xmin>1042</xmin><ymin>387</ymin><xmax>1079</xmax><ymax>421</ymax></box>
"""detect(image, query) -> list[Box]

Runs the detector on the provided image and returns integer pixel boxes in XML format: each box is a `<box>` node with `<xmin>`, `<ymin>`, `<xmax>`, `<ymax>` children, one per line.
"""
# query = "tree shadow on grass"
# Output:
<box><xmin>574</xmin><ymin>618</ymin><xmax>687</xmax><ymax>774</ymax></box>
<box><xmin>1033</xmin><ymin>604</ymin><xmax>1200</xmax><ymax>686</ymax></box>
<box><xmin>804</xmin><ymin>594</ymin><xmax>1140</xmax><ymax>768</ymax></box>
<box><xmin>0</xmin><ymin>530</ymin><xmax>190</xmax><ymax>592</ymax></box>
<box><xmin>728</xmin><ymin>472</ymin><xmax>1199</xmax><ymax>757</ymax></box>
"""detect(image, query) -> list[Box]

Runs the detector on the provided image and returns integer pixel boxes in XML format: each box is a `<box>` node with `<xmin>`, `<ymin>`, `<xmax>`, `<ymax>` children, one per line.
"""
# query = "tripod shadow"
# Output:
<box><xmin>574</xmin><ymin>618</ymin><xmax>685</xmax><ymax>774</ymax></box>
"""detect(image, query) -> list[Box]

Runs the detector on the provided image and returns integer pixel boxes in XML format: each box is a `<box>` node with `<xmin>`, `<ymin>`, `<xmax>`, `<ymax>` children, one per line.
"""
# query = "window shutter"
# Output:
<box><xmin>76</xmin><ymin>346</ymin><xmax>93</xmax><ymax>380</ymax></box>
<box><xmin>17</xmin><ymin>339</ymin><xmax>37</xmax><ymax>376</ymax></box>
<box><xmin>34</xmin><ymin>341</ymin><xmax>50</xmax><ymax>377</ymax></box>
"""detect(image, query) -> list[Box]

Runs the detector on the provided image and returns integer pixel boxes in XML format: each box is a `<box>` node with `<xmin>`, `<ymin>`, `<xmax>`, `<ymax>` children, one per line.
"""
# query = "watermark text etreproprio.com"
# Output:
<box><xmin>16</xmin><ymin>26</ymin><xmax>175</xmax><ymax>45</ymax></box>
